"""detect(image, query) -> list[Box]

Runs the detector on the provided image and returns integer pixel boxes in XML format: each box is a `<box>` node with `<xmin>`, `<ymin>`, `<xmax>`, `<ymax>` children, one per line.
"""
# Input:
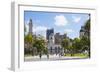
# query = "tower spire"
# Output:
<box><xmin>29</xmin><ymin>19</ymin><xmax>33</xmax><ymax>35</ymax></box>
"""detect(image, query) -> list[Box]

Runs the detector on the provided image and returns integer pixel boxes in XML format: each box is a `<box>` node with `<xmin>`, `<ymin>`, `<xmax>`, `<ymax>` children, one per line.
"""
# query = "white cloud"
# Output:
<box><xmin>24</xmin><ymin>20</ymin><xmax>48</xmax><ymax>38</ymax></box>
<box><xmin>25</xmin><ymin>24</ymin><xmax>29</xmax><ymax>35</ymax></box>
<box><xmin>33</xmin><ymin>25</ymin><xmax>47</xmax><ymax>33</ymax></box>
<box><xmin>64</xmin><ymin>29</ymin><xmax>74</xmax><ymax>33</ymax></box>
<box><xmin>25</xmin><ymin>24</ymin><xmax>47</xmax><ymax>38</ymax></box>
<box><xmin>24</xmin><ymin>20</ymin><xmax>29</xmax><ymax>35</ymax></box>
<box><xmin>54</xmin><ymin>15</ymin><xmax>68</xmax><ymax>26</ymax></box>
<box><xmin>33</xmin><ymin>25</ymin><xmax>48</xmax><ymax>39</ymax></box>
<box><xmin>72</xmin><ymin>16</ymin><xmax>81</xmax><ymax>23</ymax></box>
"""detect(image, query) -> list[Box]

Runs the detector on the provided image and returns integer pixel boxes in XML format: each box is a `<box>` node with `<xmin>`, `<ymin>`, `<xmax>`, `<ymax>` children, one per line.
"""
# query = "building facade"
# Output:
<box><xmin>80</xmin><ymin>25</ymin><xmax>89</xmax><ymax>38</ymax></box>
<box><xmin>55</xmin><ymin>33</ymin><xmax>67</xmax><ymax>45</ymax></box>
<box><xmin>46</xmin><ymin>28</ymin><xmax>54</xmax><ymax>40</ymax></box>
<box><xmin>29</xmin><ymin>19</ymin><xmax>33</xmax><ymax>35</ymax></box>
<box><xmin>80</xmin><ymin>26</ymin><xmax>85</xmax><ymax>38</ymax></box>
<box><xmin>46</xmin><ymin>29</ymin><xmax>67</xmax><ymax>55</ymax></box>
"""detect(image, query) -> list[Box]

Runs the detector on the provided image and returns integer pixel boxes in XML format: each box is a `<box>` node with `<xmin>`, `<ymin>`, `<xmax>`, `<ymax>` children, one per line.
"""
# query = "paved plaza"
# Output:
<box><xmin>24</xmin><ymin>54</ymin><xmax>86</xmax><ymax>62</ymax></box>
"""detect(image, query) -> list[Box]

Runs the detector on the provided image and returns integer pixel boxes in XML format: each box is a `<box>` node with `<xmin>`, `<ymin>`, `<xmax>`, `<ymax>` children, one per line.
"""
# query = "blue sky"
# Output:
<box><xmin>24</xmin><ymin>11</ymin><xmax>89</xmax><ymax>39</ymax></box>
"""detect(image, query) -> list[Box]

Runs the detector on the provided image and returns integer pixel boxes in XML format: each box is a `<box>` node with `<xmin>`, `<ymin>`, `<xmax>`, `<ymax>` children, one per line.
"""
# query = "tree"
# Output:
<box><xmin>72</xmin><ymin>38</ymin><xmax>82</xmax><ymax>55</ymax></box>
<box><xmin>84</xmin><ymin>19</ymin><xmax>90</xmax><ymax>32</ymax></box>
<box><xmin>61</xmin><ymin>38</ymin><xmax>70</xmax><ymax>54</ymax></box>
<box><xmin>24</xmin><ymin>25</ymin><xmax>26</xmax><ymax>33</ymax></box>
<box><xmin>84</xmin><ymin>17</ymin><xmax>90</xmax><ymax>38</ymax></box>
<box><xmin>80</xmin><ymin>36</ymin><xmax>90</xmax><ymax>57</ymax></box>
<box><xmin>33</xmin><ymin>35</ymin><xmax>46</xmax><ymax>59</ymax></box>
<box><xmin>84</xmin><ymin>17</ymin><xmax>90</xmax><ymax>57</ymax></box>
<box><xmin>24</xmin><ymin>34</ymin><xmax>34</xmax><ymax>55</ymax></box>
<box><xmin>69</xmin><ymin>45</ymin><xmax>74</xmax><ymax>56</ymax></box>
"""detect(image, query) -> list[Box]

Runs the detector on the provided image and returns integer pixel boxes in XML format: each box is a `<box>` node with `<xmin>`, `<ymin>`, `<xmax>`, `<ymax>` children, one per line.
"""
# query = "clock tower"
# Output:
<box><xmin>29</xmin><ymin>19</ymin><xmax>33</xmax><ymax>35</ymax></box>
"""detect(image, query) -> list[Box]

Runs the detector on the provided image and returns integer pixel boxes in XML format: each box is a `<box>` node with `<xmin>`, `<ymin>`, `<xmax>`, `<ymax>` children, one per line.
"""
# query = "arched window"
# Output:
<box><xmin>51</xmin><ymin>37</ymin><xmax>52</xmax><ymax>39</ymax></box>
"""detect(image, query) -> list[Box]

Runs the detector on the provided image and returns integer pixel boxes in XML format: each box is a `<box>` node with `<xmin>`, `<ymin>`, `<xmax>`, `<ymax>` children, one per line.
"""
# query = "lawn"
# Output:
<box><xmin>64</xmin><ymin>53</ymin><xmax>89</xmax><ymax>58</ymax></box>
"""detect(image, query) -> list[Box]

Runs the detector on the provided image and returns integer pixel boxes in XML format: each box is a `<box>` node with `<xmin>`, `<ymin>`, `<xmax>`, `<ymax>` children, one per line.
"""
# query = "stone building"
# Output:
<box><xmin>29</xmin><ymin>19</ymin><xmax>33</xmax><ymax>35</ymax></box>
<box><xmin>80</xmin><ymin>25</ymin><xmax>89</xmax><ymax>38</ymax></box>
<box><xmin>46</xmin><ymin>28</ymin><xmax>67</xmax><ymax>55</ymax></box>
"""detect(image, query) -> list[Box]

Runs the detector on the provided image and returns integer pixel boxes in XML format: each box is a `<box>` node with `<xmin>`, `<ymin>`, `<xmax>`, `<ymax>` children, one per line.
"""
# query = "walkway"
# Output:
<box><xmin>24</xmin><ymin>54</ymin><xmax>86</xmax><ymax>62</ymax></box>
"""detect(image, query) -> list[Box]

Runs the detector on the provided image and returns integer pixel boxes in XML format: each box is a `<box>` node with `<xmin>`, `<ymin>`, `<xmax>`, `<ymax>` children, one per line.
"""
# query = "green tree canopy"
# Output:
<box><xmin>33</xmin><ymin>35</ymin><xmax>46</xmax><ymax>54</ymax></box>
<box><xmin>61</xmin><ymin>38</ymin><xmax>70</xmax><ymax>53</ymax></box>
<box><xmin>72</xmin><ymin>38</ymin><xmax>81</xmax><ymax>53</ymax></box>
<box><xmin>84</xmin><ymin>19</ymin><xmax>90</xmax><ymax>31</ymax></box>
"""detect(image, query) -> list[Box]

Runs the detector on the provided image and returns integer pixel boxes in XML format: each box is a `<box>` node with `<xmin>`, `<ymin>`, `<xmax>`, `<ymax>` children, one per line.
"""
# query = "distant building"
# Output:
<box><xmin>80</xmin><ymin>15</ymin><xmax>90</xmax><ymax>39</ymax></box>
<box><xmin>80</xmin><ymin>26</ymin><xmax>89</xmax><ymax>38</ymax></box>
<box><xmin>46</xmin><ymin>28</ymin><xmax>67</xmax><ymax>55</ymax></box>
<box><xmin>55</xmin><ymin>33</ymin><xmax>67</xmax><ymax>45</ymax></box>
<box><xmin>80</xmin><ymin>26</ymin><xmax>85</xmax><ymax>38</ymax></box>
<box><xmin>54</xmin><ymin>33</ymin><xmax>67</xmax><ymax>55</ymax></box>
<box><xmin>46</xmin><ymin>29</ymin><xmax>55</xmax><ymax>54</ymax></box>
<box><xmin>46</xmin><ymin>28</ymin><xmax>54</xmax><ymax>40</ymax></box>
<box><xmin>29</xmin><ymin>19</ymin><xmax>33</xmax><ymax>35</ymax></box>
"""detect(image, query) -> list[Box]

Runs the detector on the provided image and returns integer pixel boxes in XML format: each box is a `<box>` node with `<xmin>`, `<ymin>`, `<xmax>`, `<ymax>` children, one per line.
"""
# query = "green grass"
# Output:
<box><xmin>24</xmin><ymin>54</ymin><xmax>32</xmax><ymax>57</ymax></box>
<box><xmin>25</xmin><ymin>53</ymin><xmax>89</xmax><ymax>58</ymax></box>
<box><xmin>64</xmin><ymin>54</ymin><xmax>72</xmax><ymax>56</ymax></box>
<box><xmin>64</xmin><ymin>53</ymin><xmax>88</xmax><ymax>58</ymax></box>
